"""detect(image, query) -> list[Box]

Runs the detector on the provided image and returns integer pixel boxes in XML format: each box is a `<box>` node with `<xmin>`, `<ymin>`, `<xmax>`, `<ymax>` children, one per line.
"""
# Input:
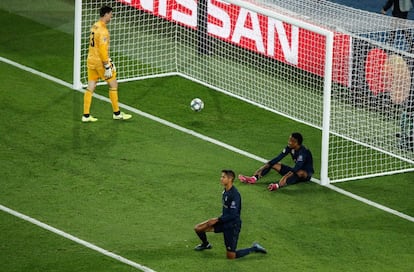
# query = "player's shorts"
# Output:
<box><xmin>87</xmin><ymin>66</ymin><xmax>116</xmax><ymax>82</ymax></box>
<box><xmin>280</xmin><ymin>164</ymin><xmax>313</xmax><ymax>184</ymax></box>
<box><xmin>214</xmin><ymin>221</ymin><xmax>241</xmax><ymax>252</ymax></box>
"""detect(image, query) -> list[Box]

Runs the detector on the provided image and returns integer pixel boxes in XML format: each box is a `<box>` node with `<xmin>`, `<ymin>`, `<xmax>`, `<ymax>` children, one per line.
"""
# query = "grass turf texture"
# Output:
<box><xmin>1</xmin><ymin>1</ymin><xmax>414</xmax><ymax>271</ymax></box>
<box><xmin>2</xmin><ymin>59</ymin><xmax>414</xmax><ymax>272</ymax></box>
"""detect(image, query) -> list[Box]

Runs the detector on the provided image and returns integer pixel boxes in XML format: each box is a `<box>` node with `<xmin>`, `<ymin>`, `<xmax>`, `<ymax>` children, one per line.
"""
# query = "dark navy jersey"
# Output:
<box><xmin>218</xmin><ymin>185</ymin><xmax>241</xmax><ymax>227</ymax></box>
<box><xmin>268</xmin><ymin>145</ymin><xmax>314</xmax><ymax>175</ymax></box>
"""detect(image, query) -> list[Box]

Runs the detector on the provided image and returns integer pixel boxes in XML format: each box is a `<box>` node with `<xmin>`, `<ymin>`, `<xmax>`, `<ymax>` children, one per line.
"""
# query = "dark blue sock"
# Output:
<box><xmin>196</xmin><ymin>232</ymin><xmax>208</xmax><ymax>244</ymax></box>
<box><xmin>259</xmin><ymin>166</ymin><xmax>272</xmax><ymax>178</ymax></box>
<box><xmin>236</xmin><ymin>247</ymin><xmax>253</xmax><ymax>258</ymax></box>
<box><xmin>286</xmin><ymin>174</ymin><xmax>299</xmax><ymax>185</ymax></box>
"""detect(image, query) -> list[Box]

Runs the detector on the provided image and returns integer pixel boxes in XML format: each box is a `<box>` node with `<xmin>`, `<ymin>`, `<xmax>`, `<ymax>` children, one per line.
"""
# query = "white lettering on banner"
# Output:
<box><xmin>117</xmin><ymin>0</ymin><xmax>298</xmax><ymax>64</ymax></box>
<box><xmin>267</xmin><ymin>18</ymin><xmax>298</xmax><ymax>65</ymax></box>
<box><xmin>173</xmin><ymin>0</ymin><xmax>197</xmax><ymax>27</ymax></box>
<box><xmin>232</xmin><ymin>9</ymin><xmax>265</xmax><ymax>53</ymax></box>
<box><xmin>115</xmin><ymin>0</ymin><xmax>351</xmax><ymax>86</ymax></box>
<box><xmin>141</xmin><ymin>0</ymin><xmax>154</xmax><ymax>13</ymax></box>
<box><xmin>208</xmin><ymin>0</ymin><xmax>231</xmax><ymax>39</ymax></box>
<box><xmin>159</xmin><ymin>0</ymin><xmax>168</xmax><ymax>17</ymax></box>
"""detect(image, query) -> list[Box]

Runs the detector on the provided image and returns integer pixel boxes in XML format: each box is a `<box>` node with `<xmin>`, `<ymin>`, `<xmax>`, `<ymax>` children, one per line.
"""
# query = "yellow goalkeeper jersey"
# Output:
<box><xmin>87</xmin><ymin>20</ymin><xmax>110</xmax><ymax>69</ymax></box>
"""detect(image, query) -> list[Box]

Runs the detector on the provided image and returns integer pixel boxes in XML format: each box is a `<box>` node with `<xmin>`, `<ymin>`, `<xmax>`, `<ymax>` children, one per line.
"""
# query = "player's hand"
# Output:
<box><xmin>268</xmin><ymin>183</ymin><xmax>279</xmax><ymax>191</ymax></box>
<box><xmin>104</xmin><ymin>62</ymin><xmax>112</xmax><ymax>79</ymax></box>
<box><xmin>108</xmin><ymin>58</ymin><xmax>116</xmax><ymax>72</ymax></box>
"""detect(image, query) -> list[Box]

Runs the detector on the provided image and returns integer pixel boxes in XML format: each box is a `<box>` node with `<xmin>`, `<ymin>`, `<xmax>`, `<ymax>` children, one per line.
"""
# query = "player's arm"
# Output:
<box><xmin>279</xmin><ymin>150</ymin><xmax>308</xmax><ymax>185</ymax></box>
<box><xmin>291</xmin><ymin>150</ymin><xmax>308</xmax><ymax>173</ymax></box>
<box><xmin>267</xmin><ymin>147</ymin><xmax>290</xmax><ymax>167</ymax></box>
<box><xmin>254</xmin><ymin>164</ymin><xmax>271</xmax><ymax>177</ymax></box>
<box><xmin>279</xmin><ymin>171</ymin><xmax>294</xmax><ymax>186</ymax></box>
<box><xmin>97</xmin><ymin>30</ymin><xmax>113</xmax><ymax>79</ymax></box>
<box><xmin>97</xmin><ymin>29</ymin><xmax>110</xmax><ymax>64</ymax></box>
<box><xmin>254</xmin><ymin>147</ymin><xmax>289</xmax><ymax>177</ymax></box>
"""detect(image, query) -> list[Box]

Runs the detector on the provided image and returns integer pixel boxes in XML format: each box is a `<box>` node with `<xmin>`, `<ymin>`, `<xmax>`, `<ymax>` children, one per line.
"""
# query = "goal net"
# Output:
<box><xmin>74</xmin><ymin>0</ymin><xmax>414</xmax><ymax>183</ymax></box>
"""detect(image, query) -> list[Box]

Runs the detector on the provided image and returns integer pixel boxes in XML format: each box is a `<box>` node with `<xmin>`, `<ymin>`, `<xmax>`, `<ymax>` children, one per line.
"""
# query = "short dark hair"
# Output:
<box><xmin>222</xmin><ymin>170</ymin><xmax>235</xmax><ymax>181</ymax></box>
<box><xmin>100</xmin><ymin>5</ymin><xmax>113</xmax><ymax>17</ymax></box>
<box><xmin>291</xmin><ymin>132</ymin><xmax>303</xmax><ymax>145</ymax></box>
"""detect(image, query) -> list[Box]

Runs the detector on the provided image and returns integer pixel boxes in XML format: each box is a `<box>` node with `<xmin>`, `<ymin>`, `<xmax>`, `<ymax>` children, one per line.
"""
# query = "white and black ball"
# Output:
<box><xmin>190</xmin><ymin>98</ymin><xmax>204</xmax><ymax>112</ymax></box>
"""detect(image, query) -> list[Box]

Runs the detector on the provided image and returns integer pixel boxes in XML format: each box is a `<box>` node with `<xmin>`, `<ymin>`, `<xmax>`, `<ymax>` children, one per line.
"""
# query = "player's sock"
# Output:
<box><xmin>286</xmin><ymin>174</ymin><xmax>299</xmax><ymax>185</ymax></box>
<box><xmin>109</xmin><ymin>88</ymin><xmax>120</xmax><ymax>113</ymax></box>
<box><xmin>260</xmin><ymin>166</ymin><xmax>272</xmax><ymax>177</ymax></box>
<box><xmin>196</xmin><ymin>231</ymin><xmax>208</xmax><ymax>244</ymax></box>
<box><xmin>83</xmin><ymin>89</ymin><xmax>93</xmax><ymax>116</ymax></box>
<box><xmin>235</xmin><ymin>247</ymin><xmax>254</xmax><ymax>258</ymax></box>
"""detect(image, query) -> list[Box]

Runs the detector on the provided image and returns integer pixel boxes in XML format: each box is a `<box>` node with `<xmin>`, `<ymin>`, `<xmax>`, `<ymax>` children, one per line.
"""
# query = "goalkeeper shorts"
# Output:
<box><xmin>88</xmin><ymin>66</ymin><xmax>117</xmax><ymax>82</ymax></box>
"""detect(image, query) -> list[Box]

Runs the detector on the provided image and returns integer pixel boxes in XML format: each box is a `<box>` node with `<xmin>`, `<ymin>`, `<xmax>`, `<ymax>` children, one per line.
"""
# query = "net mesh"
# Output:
<box><xmin>79</xmin><ymin>0</ymin><xmax>414</xmax><ymax>182</ymax></box>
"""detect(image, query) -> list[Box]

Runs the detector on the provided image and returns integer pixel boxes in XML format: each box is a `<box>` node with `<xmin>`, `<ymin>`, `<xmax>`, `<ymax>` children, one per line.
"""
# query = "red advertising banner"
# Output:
<box><xmin>117</xmin><ymin>0</ymin><xmax>350</xmax><ymax>85</ymax></box>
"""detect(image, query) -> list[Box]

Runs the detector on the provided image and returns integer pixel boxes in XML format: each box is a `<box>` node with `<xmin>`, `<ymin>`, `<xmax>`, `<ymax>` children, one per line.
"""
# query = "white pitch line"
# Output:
<box><xmin>0</xmin><ymin>57</ymin><xmax>412</xmax><ymax>269</ymax></box>
<box><xmin>0</xmin><ymin>57</ymin><xmax>73</xmax><ymax>89</ymax></box>
<box><xmin>325</xmin><ymin>184</ymin><xmax>414</xmax><ymax>222</ymax></box>
<box><xmin>0</xmin><ymin>205</ymin><xmax>156</xmax><ymax>272</ymax></box>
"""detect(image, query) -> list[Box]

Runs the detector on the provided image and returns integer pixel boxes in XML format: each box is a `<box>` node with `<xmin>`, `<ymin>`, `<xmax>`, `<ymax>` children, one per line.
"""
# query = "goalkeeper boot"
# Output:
<box><xmin>113</xmin><ymin>111</ymin><xmax>132</xmax><ymax>120</ymax></box>
<box><xmin>82</xmin><ymin>115</ymin><xmax>98</xmax><ymax>122</ymax></box>
<box><xmin>238</xmin><ymin>174</ymin><xmax>257</xmax><ymax>184</ymax></box>
<box><xmin>194</xmin><ymin>242</ymin><xmax>212</xmax><ymax>251</ymax></box>
<box><xmin>252</xmin><ymin>242</ymin><xmax>267</xmax><ymax>254</ymax></box>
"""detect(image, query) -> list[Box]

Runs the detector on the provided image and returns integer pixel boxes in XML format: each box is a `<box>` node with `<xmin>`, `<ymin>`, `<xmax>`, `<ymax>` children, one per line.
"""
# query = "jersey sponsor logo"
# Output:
<box><xmin>230</xmin><ymin>200</ymin><xmax>236</xmax><ymax>209</ymax></box>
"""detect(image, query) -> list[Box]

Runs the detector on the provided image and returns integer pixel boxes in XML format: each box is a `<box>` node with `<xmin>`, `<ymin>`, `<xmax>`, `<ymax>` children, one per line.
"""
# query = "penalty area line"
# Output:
<box><xmin>0</xmin><ymin>204</ymin><xmax>156</xmax><ymax>272</ymax></box>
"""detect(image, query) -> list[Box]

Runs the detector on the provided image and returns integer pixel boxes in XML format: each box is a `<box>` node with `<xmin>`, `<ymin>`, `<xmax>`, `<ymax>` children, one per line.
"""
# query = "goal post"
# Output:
<box><xmin>74</xmin><ymin>0</ymin><xmax>414</xmax><ymax>184</ymax></box>
<box><xmin>73</xmin><ymin>0</ymin><xmax>82</xmax><ymax>90</ymax></box>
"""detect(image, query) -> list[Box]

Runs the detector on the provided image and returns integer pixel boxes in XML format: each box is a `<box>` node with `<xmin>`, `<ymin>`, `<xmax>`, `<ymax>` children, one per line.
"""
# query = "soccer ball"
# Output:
<box><xmin>190</xmin><ymin>98</ymin><xmax>204</xmax><ymax>112</ymax></box>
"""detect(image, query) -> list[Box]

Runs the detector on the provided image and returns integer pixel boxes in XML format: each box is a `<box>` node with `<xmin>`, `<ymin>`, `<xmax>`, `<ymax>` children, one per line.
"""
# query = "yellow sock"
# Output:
<box><xmin>83</xmin><ymin>89</ymin><xmax>93</xmax><ymax>115</ymax></box>
<box><xmin>109</xmin><ymin>88</ymin><xmax>120</xmax><ymax>113</ymax></box>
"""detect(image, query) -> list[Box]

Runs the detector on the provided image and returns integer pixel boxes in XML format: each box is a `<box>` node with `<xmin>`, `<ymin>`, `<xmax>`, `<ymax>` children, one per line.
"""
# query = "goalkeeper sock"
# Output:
<box><xmin>83</xmin><ymin>89</ymin><xmax>93</xmax><ymax>116</ymax></box>
<box><xmin>109</xmin><ymin>88</ymin><xmax>120</xmax><ymax>113</ymax></box>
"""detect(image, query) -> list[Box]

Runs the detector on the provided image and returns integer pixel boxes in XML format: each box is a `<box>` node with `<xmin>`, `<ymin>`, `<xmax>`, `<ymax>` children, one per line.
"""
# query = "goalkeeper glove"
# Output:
<box><xmin>104</xmin><ymin>59</ymin><xmax>115</xmax><ymax>79</ymax></box>
<box><xmin>104</xmin><ymin>63</ymin><xmax>112</xmax><ymax>79</ymax></box>
<box><xmin>267</xmin><ymin>183</ymin><xmax>279</xmax><ymax>191</ymax></box>
<box><xmin>109</xmin><ymin>58</ymin><xmax>116</xmax><ymax>72</ymax></box>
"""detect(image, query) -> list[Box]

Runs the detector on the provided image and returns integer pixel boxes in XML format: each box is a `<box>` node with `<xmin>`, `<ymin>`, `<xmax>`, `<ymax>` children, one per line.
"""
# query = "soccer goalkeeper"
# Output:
<box><xmin>238</xmin><ymin>132</ymin><xmax>314</xmax><ymax>191</ymax></box>
<box><xmin>82</xmin><ymin>5</ymin><xmax>132</xmax><ymax>122</ymax></box>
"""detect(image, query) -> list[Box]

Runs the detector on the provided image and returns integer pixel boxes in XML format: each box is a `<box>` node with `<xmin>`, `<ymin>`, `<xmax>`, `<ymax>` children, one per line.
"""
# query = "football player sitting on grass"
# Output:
<box><xmin>238</xmin><ymin>132</ymin><xmax>314</xmax><ymax>191</ymax></box>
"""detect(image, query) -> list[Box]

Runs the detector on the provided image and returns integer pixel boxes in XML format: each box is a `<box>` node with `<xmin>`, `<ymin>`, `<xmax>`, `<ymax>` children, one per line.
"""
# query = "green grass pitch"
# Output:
<box><xmin>0</xmin><ymin>1</ymin><xmax>413</xmax><ymax>272</ymax></box>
